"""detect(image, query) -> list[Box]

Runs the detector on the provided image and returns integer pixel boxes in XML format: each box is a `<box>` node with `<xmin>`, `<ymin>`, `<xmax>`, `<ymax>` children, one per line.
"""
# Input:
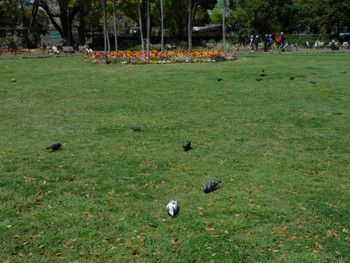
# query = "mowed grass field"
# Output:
<box><xmin>0</xmin><ymin>53</ymin><xmax>349</xmax><ymax>262</ymax></box>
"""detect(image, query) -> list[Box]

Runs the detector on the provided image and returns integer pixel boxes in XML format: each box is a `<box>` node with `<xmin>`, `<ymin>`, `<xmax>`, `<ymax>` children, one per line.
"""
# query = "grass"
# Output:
<box><xmin>0</xmin><ymin>53</ymin><xmax>349</xmax><ymax>262</ymax></box>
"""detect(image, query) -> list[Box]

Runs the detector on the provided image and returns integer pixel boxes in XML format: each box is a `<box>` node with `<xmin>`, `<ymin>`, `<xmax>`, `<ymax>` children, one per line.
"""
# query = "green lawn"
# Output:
<box><xmin>0</xmin><ymin>53</ymin><xmax>349</xmax><ymax>262</ymax></box>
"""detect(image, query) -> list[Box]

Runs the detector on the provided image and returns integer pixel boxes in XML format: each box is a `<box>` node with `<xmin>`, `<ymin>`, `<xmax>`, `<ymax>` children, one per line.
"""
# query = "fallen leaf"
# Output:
<box><xmin>313</xmin><ymin>248</ymin><xmax>321</xmax><ymax>253</ymax></box>
<box><xmin>326</xmin><ymin>230</ymin><xmax>340</xmax><ymax>237</ymax></box>
<box><xmin>84</xmin><ymin>211</ymin><xmax>91</xmax><ymax>218</ymax></box>
<box><xmin>107</xmin><ymin>189</ymin><xmax>115</xmax><ymax>195</ymax></box>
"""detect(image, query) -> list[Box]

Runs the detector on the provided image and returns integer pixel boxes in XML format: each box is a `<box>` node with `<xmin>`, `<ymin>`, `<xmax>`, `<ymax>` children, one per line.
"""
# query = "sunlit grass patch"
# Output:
<box><xmin>0</xmin><ymin>53</ymin><xmax>349</xmax><ymax>262</ymax></box>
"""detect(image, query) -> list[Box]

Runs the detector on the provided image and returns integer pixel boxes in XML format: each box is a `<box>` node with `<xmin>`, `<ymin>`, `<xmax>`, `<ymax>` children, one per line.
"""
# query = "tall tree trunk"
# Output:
<box><xmin>113</xmin><ymin>0</ymin><xmax>118</xmax><ymax>54</ymax></box>
<box><xmin>147</xmin><ymin>0</ymin><xmax>150</xmax><ymax>60</ymax></box>
<box><xmin>138</xmin><ymin>0</ymin><xmax>145</xmax><ymax>53</ymax></box>
<box><xmin>160</xmin><ymin>0</ymin><xmax>164</xmax><ymax>52</ymax></box>
<box><xmin>222</xmin><ymin>0</ymin><xmax>226</xmax><ymax>52</ymax></box>
<box><xmin>102</xmin><ymin>0</ymin><xmax>108</xmax><ymax>63</ymax></box>
<box><xmin>188</xmin><ymin>0</ymin><xmax>192</xmax><ymax>52</ymax></box>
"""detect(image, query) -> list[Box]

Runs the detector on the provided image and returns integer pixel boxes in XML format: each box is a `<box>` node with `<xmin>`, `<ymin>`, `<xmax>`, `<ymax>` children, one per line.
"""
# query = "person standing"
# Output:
<box><xmin>264</xmin><ymin>34</ymin><xmax>268</xmax><ymax>52</ymax></box>
<box><xmin>254</xmin><ymin>35</ymin><xmax>259</xmax><ymax>51</ymax></box>
<box><xmin>267</xmin><ymin>34</ymin><xmax>273</xmax><ymax>51</ymax></box>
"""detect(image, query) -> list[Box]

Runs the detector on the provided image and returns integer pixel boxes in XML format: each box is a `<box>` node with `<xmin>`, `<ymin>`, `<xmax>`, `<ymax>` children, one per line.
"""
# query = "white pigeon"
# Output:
<box><xmin>166</xmin><ymin>199</ymin><xmax>179</xmax><ymax>218</ymax></box>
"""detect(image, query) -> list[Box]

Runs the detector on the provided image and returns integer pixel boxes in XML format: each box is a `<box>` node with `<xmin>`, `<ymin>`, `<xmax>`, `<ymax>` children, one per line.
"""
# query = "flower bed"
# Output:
<box><xmin>84</xmin><ymin>49</ymin><xmax>237</xmax><ymax>64</ymax></box>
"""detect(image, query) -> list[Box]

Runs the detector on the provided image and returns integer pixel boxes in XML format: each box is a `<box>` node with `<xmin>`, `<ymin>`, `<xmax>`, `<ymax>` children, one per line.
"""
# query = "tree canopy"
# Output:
<box><xmin>1</xmin><ymin>0</ymin><xmax>349</xmax><ymax>48</ymax></box>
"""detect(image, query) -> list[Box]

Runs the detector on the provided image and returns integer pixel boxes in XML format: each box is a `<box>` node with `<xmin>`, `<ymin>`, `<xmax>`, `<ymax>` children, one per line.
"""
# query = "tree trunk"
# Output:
<box><xmin>188</xmin><ymin>0</ymin><xmax>192</xmax><ymax>52</ymax></box>
<box><xmin>222</xmin><ymin>0</ymin><xmax>226</xmax><ymax>52</ymax></box>
<box><xmin>102</xmin><ymin>0</ymin><xmax>108</xmax><ymax>63</ymax></box>
<box><xmin>160</xmin><ymin>0</ymin><xmax>164</xmax><ymax>52</ymax></box>
<box><xmin>147</xmin><ymin>0</ymin><xmax>150</xmax><ymax>60</ymax></box>
<box><xmin>138</xmin><ymin>0</ymin><xmax>145</xmax><ymax>53</ymax></box>
<box><xmin>113</xmin><ymin>0</ymin><xmax>118</xmax><ymax>54</ymax></box>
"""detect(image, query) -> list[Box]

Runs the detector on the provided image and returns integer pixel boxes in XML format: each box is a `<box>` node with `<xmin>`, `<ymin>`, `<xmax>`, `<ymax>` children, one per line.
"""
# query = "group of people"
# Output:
<box><xmin>249</xmin><ymin>32</ymin><xmax>287</xmax><ymax>52</ymax></box>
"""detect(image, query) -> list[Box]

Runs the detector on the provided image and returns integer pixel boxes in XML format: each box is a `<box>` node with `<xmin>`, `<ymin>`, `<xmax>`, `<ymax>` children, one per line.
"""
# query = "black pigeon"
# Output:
<box><xmin>46</xmin><ymin>143</ymin><xmax>62</xmax><ymax>152</ymax></box>
<box><xmin>310</xmin><ymin>80</ymin><xmax>318</xmax><ymax>84</ymax></box>
<box><xmin>131</xmin><ymin>125</ymin><xmax>145</xmax><ymax>131</ymax></box>
<box><xmin>217</xmin><ymin>77</ymin><xmax>222</xmax><ymax>81</ymax></box>
<box><xmin>182</xmin><ymin>141</ymin><xmax>192</xmax><ymax>151</ymax></box>
<box><xmin>202</xmin><ymin>180</ymin><xmax>221</xmax><ymax>193</ymax></box>
<box><xmin>289</xmin><ymin>77</ymin><xmax>295</xmax><ymax>80</ymax></box>
<box><xmin>340</xmin><ymin>71</ymin><xmax>347</xmax><ymax>74</ymax></box>
<box><xmin>256</xmin><ymin>77</ymin><xmax>263</xmax><ymax>81</ymax></box>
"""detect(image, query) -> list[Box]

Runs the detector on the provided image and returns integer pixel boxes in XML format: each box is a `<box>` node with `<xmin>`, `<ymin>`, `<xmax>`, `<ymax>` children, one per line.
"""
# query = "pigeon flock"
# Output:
<box><xmin>45</xmin><ymin>129</ymin><xmax>220</xmax><ymax>219</ymax></box>
<box><xmin>39</xmin><ymin>65</ymin><xmax>347</xmax><ymax>219</ymax></box>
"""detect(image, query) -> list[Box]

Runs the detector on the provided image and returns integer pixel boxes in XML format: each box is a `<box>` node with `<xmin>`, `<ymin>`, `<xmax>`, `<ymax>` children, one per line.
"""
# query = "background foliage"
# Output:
<box><xmin>0</xmin><ymin>0</ymin><xmax>349</xmax><ymax>48</ymax></box>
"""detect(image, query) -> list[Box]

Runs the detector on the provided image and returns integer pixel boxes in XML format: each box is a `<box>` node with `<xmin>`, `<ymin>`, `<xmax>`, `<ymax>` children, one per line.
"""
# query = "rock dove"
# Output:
<box><xmin>340</xmin><ymin>71</ymin><xmax>347</xmax><ymax>74</ymax></box>
<box><xmin>310</xmin><ymin>80</ymin><xmax>317</xmax><ymax>84</ymax></box>
<box><xmin>202</xmin><ymin>180</ymin><xmax>221</xmax><ymax>193</ymax></box>
<box><xmin>11</xmin><ymin>78</ymin><xmax>16</xmax><ymax>82</ymax></box>
<box><xmin>166</xmin><ymin>199</ymin><xmax>179</xmax><ymax>218</ymax></box>
<box><xmin>217</xmin><ymin>77</ymin><xmax>222</xmax><ymax>81</ymax></box>
<box><xmin>46</xmin><ymin>143</ymin><xmax>62</xmax><ymax>152</ymax></box>
<box><xmin>256</xmin><ymin>77</ymin><xmax>263</xmax><ymax>81</ymax></box>
<box><xmin>289</xmin><ymin>77</ymin><xmax>295</xmax><ymax>80</ymax></box>
<box><xmin>131</xmin><ymin>125</ymin><xmax>144</xmax><ymax>131</ymax></box>
<box><xmin>182</xmin><ymin>141</ymin><xmax>192</xmax><ymax>151</ymax></box>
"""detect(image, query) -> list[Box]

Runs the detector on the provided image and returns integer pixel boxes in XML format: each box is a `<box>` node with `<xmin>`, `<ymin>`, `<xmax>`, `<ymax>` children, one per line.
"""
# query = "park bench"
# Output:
<box><xmin>62</xmin><ymin>46</ymin><xmax>75</xmax><ymax>53</ymax></box>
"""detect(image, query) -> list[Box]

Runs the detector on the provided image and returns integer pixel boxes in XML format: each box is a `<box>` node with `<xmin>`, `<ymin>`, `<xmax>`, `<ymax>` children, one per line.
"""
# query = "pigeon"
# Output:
<box><xmin>261</xmin><ymin>68</ymin><xmax>265</xmax><ymax>72</ymax></box>
<box><xmin>182</xmin><ymin>141</ymin><xmax>192</xmax><ymax>151</ymax></box>
<box><xmin>256</xmin><ymin>77</ymin><xmax>263</xmax><ymax>81</ymax></box>
<box><xmin>202</xmin><ymin>180</ymin><xmax>221</xmax><ymax>193</ymax></box>
<box><xmin>259</xmin><ymin>73</ymin><xmax>267</xmax><ymax>77</ymax></box>
<box><xmin>310</xmin><ymin>80</ymin><xmax>318</xmax><ymax>84</ymax></box>
<box><xmin>131</xmin><ymin>125</ymin><xmax>145</xmax><ymax>131</ymax></box>
<box><xmin>11</xmin><ymin>78</ymin><xmax>16</xmax><ymax>82</ymax></box>
<box><xmin>340</xmin><ymin>71</ymin><xmax>347</xmax><ymax>74</ymax></box>
<box><xmin>217</xmin><ymin>77</ymin><xmax>222</xmax><ymax>81</ymax></box>
<box><xmin>166</xmin><ymin>199</ymin><xmax>179</xmax><ymax>218</ymax></box>
<box><xmin>46</xmin><ymin>143</ymin><xmax>62</xmax><ymax>152</ymax></box>
<box><xmin>289</xmin><ymin>77</ymin><xmax>295</xmax><ymax>80</ymax></box>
